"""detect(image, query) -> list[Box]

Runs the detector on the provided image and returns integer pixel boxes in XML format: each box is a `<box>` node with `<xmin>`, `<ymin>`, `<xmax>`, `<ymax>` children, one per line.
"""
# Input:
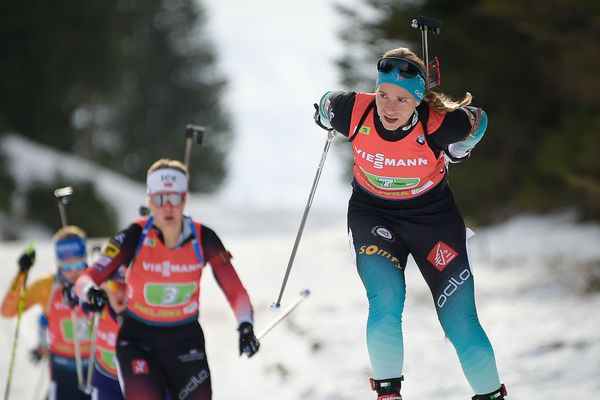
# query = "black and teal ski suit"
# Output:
<box><xmin>326</xmin><ymin>91</ymin><xmax>502</xmax><ymax>395</ymax></box>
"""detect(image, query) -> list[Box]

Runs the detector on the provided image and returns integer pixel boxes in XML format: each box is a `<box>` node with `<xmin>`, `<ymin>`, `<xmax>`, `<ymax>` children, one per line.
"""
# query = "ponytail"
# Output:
<box><xmin>423</xmin><ymin>90</ymin><xmax>472</xmax><ymax>114</ymax></box>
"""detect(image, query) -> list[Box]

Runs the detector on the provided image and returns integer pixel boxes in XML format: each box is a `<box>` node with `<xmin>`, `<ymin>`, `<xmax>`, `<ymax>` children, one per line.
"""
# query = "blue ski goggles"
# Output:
<box><xmin>60</xmin><ymin>259</ymin><xmax>87</xmax><ymax>271</ymax></box>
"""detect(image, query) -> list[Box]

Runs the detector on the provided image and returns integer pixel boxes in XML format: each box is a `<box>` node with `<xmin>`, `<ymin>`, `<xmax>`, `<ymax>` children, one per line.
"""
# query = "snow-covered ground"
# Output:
<box><xmin>1</xmin><ymin>132</ymin><xmax>600</xmax><ymax>400</ymax></box>
<box><xmin>2</xmin><ymin>206</ymin><xmax>600</xmax><ymax>400</ymax></box>
<box><xmin>2</xmin><ymin>0</ymin><xmax>599</xmax><ymax>398</ymax></box>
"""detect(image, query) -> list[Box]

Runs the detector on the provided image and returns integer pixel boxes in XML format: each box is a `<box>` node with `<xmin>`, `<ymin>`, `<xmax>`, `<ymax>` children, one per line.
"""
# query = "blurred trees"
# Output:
<box><xmin>0</xmin><ymin>0</ymin><xmax>229</xmax><ymax>192</ymax></box>
<box><xmin>25</xmin><ymin>180</ymin><xmax>118</xmax><ymax>237</ymax></box>
<box><xmin>336</xmin><ymin>0</ymin><xmax>600</xmax><ymax>223</ymax></box>
<box><xmin>0</xmin><ymin>155</ymin><xmax>16</xmax><ymax>211</ymax></box>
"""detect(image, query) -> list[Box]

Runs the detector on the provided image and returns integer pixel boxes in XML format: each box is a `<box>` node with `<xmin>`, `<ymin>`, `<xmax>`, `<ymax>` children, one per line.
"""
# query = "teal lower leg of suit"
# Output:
<box><xmin>356</xmin><ymin>254</ymin><xmax>501</xmax><ymax>394</ymax></box>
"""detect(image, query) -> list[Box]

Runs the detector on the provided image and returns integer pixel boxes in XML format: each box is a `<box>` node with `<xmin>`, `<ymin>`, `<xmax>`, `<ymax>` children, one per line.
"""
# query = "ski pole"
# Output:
<box><xmin>81</xmin><ymin>312</ymin><xmax>100</xmax><ymax>394</ymax></box>
<box><xmin>3</xmin><ymin>242</ymin><xmax>35</xmax><ymax>400</ymax></box>
<box><xmin>71</xmin><ymin>310</ymin><xmax>85</xmax><ymax>388</ymax></box>
<box><xmin>32</xmin><ymin>357</ymin><xmax>48</xmax><ymax>400</ymax></box>
<box><xmin>272</xmin><ymin>130</ymin><xmax>337</xmax><ymax>308</ymax></box>
<box><xmin>259</xmin><ymin>289</ymin><xmax>311</xmax><ymax>340</ymax></box>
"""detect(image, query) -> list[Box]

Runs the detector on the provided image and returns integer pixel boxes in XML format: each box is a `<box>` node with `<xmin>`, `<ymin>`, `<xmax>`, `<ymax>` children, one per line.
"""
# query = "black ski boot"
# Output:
<box><xmin>370</xmin><ymin>376</ymin><xmax>403</xmax><ymax>400</ymax></box>
<box><xmin>472</xmin><ymin>384</ymin><xmax>507</xmax><ymax>400</ymax></box>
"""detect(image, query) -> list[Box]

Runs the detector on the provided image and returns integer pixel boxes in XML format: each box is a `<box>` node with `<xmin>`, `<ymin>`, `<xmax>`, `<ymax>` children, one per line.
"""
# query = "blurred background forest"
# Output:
<box><xmin>335</xmin><ymin>0</ymin><xmax>600</xmax><ymax>224</ymax></box>
<box><xmin>0</xmin><ymin>0</ymin><xmax>598</xmax><ymax>237</ymax></box>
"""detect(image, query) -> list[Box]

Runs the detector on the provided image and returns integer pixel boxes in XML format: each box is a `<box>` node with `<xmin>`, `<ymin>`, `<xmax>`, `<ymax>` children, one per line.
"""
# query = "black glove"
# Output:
<box><xmin>29</xmin><ymin>346</ymin><xmax>48</xmax><ymax>364</ymax></box>
<box><xmin>62</xmin><ymin>284</ymin><xmax>80</xmax><ymax>308</ymax></box>
<box><xmin>86</xmin><ymin>287</ymin><xmax>108</xmax><ymax>312</ymax></box>
<box><xmin>313</xmin><ymin>103</ymin><xmax>333</xmax><ymax>132</ymax></box>
<box><xmin>238</xmin><ymin>322</ymin><xmax>260</xmax><ymax>358</ymax></box>
<box><xmin>17</xmin><ymin>248</ymin><xmax>36</xmax><ymax>273</ymax></box>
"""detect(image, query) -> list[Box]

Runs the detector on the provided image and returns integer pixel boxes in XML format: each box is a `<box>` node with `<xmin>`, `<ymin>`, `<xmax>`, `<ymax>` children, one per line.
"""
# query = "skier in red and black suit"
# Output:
<box><xmin>313</xmin><ymin>47</ymin><xmax>507</xmax><ymax>400</ymax></box>
<box><xmin>74</xmin><ymin>158</ymin><xmax>259</xmax><ymax>400</ymax></box>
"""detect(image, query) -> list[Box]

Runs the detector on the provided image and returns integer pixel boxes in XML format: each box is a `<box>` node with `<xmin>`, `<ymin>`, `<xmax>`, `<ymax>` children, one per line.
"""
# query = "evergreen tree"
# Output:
<box><xmin>0</xmin><ymin>0</ymin><xmax>230</xmax><ymax>193</ymax></box>
<box><xmin>0</xmin><ymin>0</ymin><xmax>122</xmax><ymax>150</ymax></box>
<box><xmin>25</xmin><ymin>180</ymin><xmax>118</xmax><ymax>237</ymax></box>
<box><xmin>100</xmin><ymin>0</ymin><xmax>230</xmax><ymax>191</ymax></box>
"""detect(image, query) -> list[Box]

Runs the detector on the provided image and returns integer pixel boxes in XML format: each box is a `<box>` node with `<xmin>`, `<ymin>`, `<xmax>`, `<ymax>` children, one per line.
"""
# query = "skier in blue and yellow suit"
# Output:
<box><xmin>313</xmin><ymin>47</ymin><xmax>507</xmax><ymax>400</ymax></box>
<box><xmin>1</xmin><ymin>226</ymin><xmax>92</xmax><ymax>400</ymax></box>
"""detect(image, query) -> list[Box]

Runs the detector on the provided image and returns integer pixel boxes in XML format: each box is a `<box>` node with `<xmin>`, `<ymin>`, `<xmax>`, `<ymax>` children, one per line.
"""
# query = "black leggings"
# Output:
<box><xmin>49</xmin><ymin>355</ymin><xmax>91</xmax><ymax>400</ymax></box>
<box><xmin>347</xmin><ymin>185</ymin><xmax>501</xmax><ymax>394</ymax></box>
<box><xmin>116</xmin><ymin>317</ymin><xmax>211</xmax><ymax>400</ymax></box>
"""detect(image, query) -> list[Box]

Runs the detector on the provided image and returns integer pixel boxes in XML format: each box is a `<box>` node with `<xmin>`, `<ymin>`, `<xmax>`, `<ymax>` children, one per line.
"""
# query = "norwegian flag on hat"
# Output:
<box><xmin>146</xmin><ymin>168</ymin><xmax>188</xmax><ymax>193</ymax></box>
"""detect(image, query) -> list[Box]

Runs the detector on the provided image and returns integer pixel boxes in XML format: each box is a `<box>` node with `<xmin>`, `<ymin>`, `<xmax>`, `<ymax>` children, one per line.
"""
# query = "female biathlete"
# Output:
<box><xmin>90</xmin><ymin>265</ymin><xmax>127</xmax><ymax>400</ymax></box>
<box><xmin>74</xmin><ymin>158</ymin><xmax>260</xmax><ymax>400</ymax></box>
<box><xmin>1</xmin><ymin>226</ymin><xmax>92</xmax><ymax>400</ymax></box>
<box><xmin>313</xmin><ymin>47</ymin><xmax>507</xmax><ymax>400</ymax></box>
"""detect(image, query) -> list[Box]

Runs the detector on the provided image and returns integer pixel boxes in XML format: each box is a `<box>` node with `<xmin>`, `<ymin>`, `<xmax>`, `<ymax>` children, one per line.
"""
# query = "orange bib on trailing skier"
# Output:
<box><xmin>125</xmin><ymin>217</ymin><xmax>205</xmax><ymax>326</ymax></box>
<box><xmin>350</xmin><ymin>93</ymin><xmax>447</xmax><ymax>200</ymax></box>
<box><xmin>47</xmin><ymin>284</ymin><xmax>92</xmax><ymax>358</ymax></box>
<box><xmin>95</xmin><ymin>308</ymin><xmax>120</xmax><ymax>378</ymax></box>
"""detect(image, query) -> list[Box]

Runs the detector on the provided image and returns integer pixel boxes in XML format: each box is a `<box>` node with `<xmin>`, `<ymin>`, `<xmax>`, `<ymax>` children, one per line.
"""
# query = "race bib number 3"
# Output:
<box><xmin>144</xmin><ymin>283</ymin><xmax>197</xmax><ymax>306</ymax></box>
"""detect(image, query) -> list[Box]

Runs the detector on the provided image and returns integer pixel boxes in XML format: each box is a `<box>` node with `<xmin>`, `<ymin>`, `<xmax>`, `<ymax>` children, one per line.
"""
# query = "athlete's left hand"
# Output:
<box><xmin>313</xmin><ymin>103</ymin><xmax>333</xmax><ymax>132</ymax></box>
<box><xmin>238</xmin><ymin>322</ymin><xmax>260</xmax><ymax>358</ymax></box>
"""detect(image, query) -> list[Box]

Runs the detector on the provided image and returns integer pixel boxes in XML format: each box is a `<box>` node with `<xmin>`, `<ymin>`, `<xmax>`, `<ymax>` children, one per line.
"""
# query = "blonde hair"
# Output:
<box><xmin>147</xmin><ymin>158</ymin><xmax>189</xmax><ymax>178</ymax></box>
<box><xmin>52</xmin><ymin>225</ymin><xmax>86</xmax><ymax>242</ymax></box>
<box><xmin>382</xmin><ymin>48</ymin><xmax>472</xmax><ymax>113</ymax></box>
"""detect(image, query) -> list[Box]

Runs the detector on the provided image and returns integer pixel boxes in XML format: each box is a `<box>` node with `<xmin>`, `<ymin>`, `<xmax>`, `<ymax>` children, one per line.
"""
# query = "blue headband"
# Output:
<box><xmin>55</xmin><ymin>237</ymin><xmax>86</xmax><ymax>261</ymax></box>
<box><xmin>376</xmin><ymin>70</ymin><xmax>426</xmax><ymax>102</ymax></box>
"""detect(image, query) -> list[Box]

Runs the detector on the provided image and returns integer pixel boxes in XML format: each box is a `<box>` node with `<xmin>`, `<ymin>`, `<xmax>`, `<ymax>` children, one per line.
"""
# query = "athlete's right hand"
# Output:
<box><xmin>85</xmin><ymin>286</ymin><xmax>108</xmax><ymax>312</ymax></box>
<box><xmin>17</xmin><ymin>247</ymin><xmax>36</xmax><ymax>273</ymax></box>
